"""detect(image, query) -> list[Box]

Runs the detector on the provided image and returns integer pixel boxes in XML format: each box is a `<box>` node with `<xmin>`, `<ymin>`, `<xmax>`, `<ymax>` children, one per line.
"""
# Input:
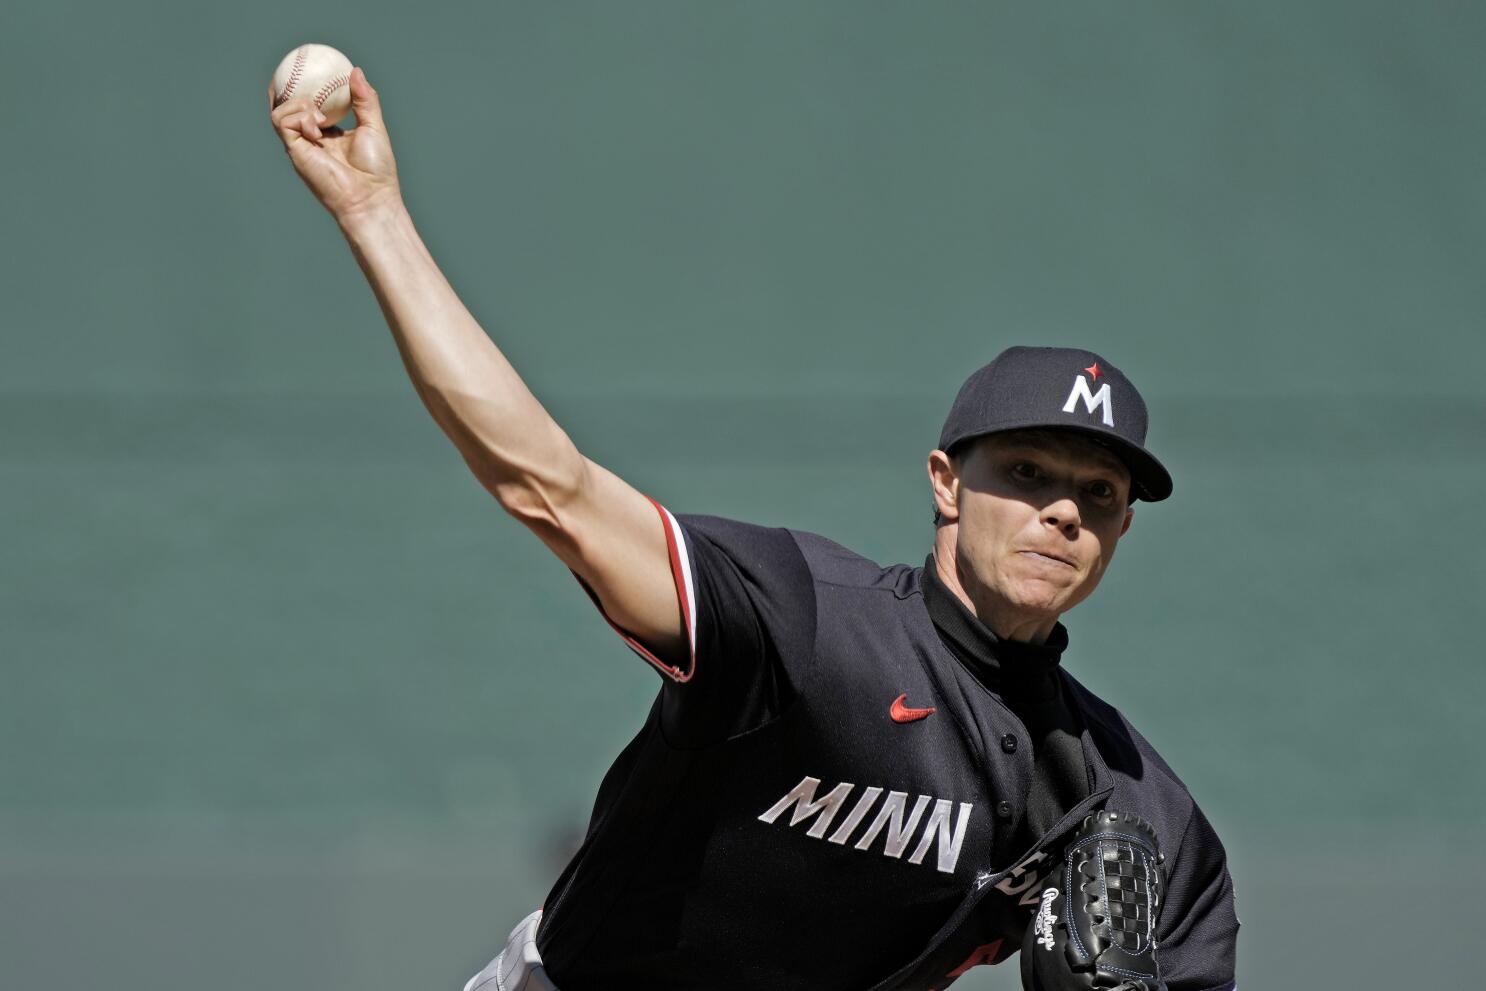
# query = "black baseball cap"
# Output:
<box><xmin>937</xmin><ymin>346</ymin><xmax>1173</xmax><ymax>502</ymax></box>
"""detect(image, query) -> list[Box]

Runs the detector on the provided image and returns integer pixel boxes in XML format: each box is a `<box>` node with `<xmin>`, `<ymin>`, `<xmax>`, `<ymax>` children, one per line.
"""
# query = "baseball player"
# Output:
<box><xmin>271</xmin><ymin>69</ymin><xmax>1238</xmax><ymax>991</ymax></box>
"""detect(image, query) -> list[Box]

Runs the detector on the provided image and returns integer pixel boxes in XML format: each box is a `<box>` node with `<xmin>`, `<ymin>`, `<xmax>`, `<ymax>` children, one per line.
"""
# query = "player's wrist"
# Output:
<box><xmin>335</xmin><ymin>190</ymin><xmax>410</xmax><ymax>241</ymax></box>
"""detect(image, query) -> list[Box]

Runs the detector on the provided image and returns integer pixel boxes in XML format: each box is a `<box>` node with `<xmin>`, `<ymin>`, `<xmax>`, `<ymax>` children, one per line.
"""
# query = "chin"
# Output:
<box><xmin>1033</xmin><ymin>581</ymin><xmax>1104</xmax><ymax>616</ymax></box>
<box><xmin>1006</xmin><ymin>584</ymin><xmax>1072</xmax><ymax>616</ymax></box>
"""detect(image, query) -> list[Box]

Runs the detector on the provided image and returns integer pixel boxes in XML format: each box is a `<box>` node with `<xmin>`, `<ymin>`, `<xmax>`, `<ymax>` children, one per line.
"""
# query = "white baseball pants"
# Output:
<box><xmin>463</xmin><ymin>910</ymin><xmax>559</xmax><ymax>991</ymax></box>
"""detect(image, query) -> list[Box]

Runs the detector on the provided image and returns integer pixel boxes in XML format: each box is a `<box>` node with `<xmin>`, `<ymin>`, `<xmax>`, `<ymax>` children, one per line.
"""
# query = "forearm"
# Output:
<box><xmin>337</xmin><ymin>201</ymin><xmax>584</xmax><ymax>521</ymax></box>
<box><xmin>332</xmin><ymin>199</ymin><xmax>680</xmax><ymax>649</ymax></box>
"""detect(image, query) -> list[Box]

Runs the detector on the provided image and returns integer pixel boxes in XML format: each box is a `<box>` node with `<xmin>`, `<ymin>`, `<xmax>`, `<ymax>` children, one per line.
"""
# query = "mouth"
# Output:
<box><xmin>1018</xmin><ymin>549</ymin><xmax>1076</xmax><ymax>568</ymax></box>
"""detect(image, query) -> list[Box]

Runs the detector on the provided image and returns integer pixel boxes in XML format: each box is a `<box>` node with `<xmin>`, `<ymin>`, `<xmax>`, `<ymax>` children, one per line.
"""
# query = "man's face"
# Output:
<box><xmin>933</xmin><ymin>429</ymin><xmax>1135</xmax><ymax>621</ymax></box>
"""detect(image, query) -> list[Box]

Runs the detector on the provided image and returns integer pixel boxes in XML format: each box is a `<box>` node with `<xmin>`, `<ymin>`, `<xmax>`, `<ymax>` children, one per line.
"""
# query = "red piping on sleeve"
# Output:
<box><xmin>571</xmin><ymin>496</ymin><xmax>698</xmax><ymax>683</ymax></box>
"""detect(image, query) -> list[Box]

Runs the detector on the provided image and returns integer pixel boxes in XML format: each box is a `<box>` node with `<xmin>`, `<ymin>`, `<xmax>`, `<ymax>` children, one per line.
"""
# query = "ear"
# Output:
<box><xmin>1119</xmin><ymin>507</ymin><xmax>1134</xmax><ymax>537</ymax></box>
<box><xmin>927</xmin><ymin>449</ymin><xmax>961</xmax><ymax>524</ymax></box>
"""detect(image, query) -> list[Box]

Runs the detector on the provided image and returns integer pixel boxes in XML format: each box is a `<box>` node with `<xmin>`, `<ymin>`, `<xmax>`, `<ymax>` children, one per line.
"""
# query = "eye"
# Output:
<box><xmin>1086</xmin><ymin>480</ymin><xmax>1119</xmax><ymax>503</ymax></box>
<box><xmin>1011</xmin><ymin>462</ymin><xmax>1040</xmax><ymax>481</ymax></box>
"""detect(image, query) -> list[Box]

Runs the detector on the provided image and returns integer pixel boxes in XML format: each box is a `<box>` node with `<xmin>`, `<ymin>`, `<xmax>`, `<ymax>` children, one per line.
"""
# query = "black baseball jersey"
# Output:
<box><xmin>538</xmin><ymin>503</ymin><xmax>1238</xmax><ymax>990</ymax></box>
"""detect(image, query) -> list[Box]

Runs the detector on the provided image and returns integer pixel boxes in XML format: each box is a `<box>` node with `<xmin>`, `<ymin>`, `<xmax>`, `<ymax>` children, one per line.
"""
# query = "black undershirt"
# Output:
<box><xmin>921</xmin><ymin>557</ymin><xmax>1091</xmax><ymax>850</ymax></box>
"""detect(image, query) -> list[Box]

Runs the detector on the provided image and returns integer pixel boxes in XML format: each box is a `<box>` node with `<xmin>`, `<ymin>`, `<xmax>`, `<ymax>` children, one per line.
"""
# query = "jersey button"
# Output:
<box><xmin>995</xmin><ymin>800</ymin><xmax>1013</xmax><ymax>820</ymax></box>
<box><xmin>1000</xmin><ymin>734</ymin><xmax>1018</xmax><ymax>754</ymax></box>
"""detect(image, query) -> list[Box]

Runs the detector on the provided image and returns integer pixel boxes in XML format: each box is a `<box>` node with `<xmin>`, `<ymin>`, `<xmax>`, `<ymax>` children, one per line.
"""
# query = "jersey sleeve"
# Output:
<box><xmin>1156</xmin><ymin>803</ymin><xmax>1240</xmax><ymax>991</ymax></box>
<box><xmin>575</xmin><ymin>499</ymin><xmax>817</xmax><ymax>747</ymax></box>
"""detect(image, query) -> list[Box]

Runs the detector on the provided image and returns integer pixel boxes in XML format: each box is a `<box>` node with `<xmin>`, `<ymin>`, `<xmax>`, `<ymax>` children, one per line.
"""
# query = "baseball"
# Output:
<box><xmin>270</xmin><ymin>43</ymin><xmax>354</xmax><ymax>126</ymax></box>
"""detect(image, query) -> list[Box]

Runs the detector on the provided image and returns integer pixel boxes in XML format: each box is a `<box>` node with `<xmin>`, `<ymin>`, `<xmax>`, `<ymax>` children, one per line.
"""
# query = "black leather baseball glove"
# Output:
<box><xmin>1021</xmin><ymin>810</ymin><xmax>1165</xmax><ymax>991</ymax></box>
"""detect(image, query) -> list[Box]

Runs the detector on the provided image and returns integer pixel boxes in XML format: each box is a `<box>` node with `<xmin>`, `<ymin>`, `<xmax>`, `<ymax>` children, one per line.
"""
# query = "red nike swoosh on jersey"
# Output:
<box><xmin>889</xmin><ymin>693</ymin><xmax>937</xmax><ymax>723</ymax></box>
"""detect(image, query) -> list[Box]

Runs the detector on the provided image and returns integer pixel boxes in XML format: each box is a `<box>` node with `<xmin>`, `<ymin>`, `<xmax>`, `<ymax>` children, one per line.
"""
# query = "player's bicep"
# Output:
<box><xmin>543</xmin><ymin>457</ymin><xmax>691</xmax><ymax>673</ymax></box>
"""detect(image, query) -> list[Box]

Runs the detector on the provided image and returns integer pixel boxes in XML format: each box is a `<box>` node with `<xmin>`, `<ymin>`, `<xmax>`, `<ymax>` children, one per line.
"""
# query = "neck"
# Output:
<box><xmin>932</xmin><ymin>527</ymin><xmax>1061</xmax><ymax>645</ymax></box>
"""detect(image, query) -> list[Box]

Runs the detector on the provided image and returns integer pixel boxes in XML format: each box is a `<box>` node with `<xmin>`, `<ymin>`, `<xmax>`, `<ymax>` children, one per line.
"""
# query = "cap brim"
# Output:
<box><xmin>1066</xmin><ymin>429</ymin><xmax>1173</xmax><ymax>503</ymax></box>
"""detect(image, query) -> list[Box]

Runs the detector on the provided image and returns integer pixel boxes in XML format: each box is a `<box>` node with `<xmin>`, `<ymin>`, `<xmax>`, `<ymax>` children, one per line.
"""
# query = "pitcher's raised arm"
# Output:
<box><xmin>268</xmin><ymin>66</ymin><xmax>686</xmax><ymax>667</ymax></box>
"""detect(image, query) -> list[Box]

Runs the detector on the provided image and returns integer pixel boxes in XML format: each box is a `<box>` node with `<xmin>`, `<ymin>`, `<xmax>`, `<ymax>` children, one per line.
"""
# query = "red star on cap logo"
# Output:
<box><xmin>1084</xmin><ymin>362</ymin><xmax>1102</xmax><ymax>380</ymax></box>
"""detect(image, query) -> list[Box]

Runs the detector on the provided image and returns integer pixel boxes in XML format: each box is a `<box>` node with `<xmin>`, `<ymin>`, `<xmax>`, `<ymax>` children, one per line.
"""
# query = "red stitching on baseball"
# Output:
<box><xmin>274</xmin><ymin>46</ymin><xmax>308</xmax><ymax>107</ymax></box>
<box><xmin>314</xmin><ymin>74</ymin><xmax>349</xmax><ymax>111</ymax></box>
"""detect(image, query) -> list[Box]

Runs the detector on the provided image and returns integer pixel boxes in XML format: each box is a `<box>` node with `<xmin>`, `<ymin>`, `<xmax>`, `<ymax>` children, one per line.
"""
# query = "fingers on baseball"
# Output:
<box><xmin>272</xmin><ymin>97</ymin><xmax>327</xmax><ymax>147</ymax></box>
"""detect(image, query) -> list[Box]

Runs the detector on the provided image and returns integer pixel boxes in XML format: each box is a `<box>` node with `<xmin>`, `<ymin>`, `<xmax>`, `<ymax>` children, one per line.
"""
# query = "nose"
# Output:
<box><xmin>1040</xmin><ymin>495</ymin><xmax>1081</xmax><ymax>538</ymax></box>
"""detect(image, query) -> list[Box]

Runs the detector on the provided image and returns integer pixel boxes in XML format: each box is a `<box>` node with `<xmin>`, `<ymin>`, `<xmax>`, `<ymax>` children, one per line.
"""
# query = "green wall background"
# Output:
<box><xmin>3</xmin><ymin>3</ymin><xmax>1482</xmax><ymax>988</ymax></box>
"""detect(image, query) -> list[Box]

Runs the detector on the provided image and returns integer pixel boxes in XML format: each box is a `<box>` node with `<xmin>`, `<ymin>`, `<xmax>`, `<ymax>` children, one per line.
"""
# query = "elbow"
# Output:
<box><xmin>415</xmin><ymin>379</ymin><xmax>594</xmax><ymax>554</ymax></box>
<box><xmin>486</xmin><ymin>450</ymin><xmax>591</xmax><ymax>553</ymax></box>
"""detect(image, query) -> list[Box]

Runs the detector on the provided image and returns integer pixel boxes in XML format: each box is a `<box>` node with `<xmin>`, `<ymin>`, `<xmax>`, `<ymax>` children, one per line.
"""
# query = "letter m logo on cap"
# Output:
<box><xmin>1062</xmin><ymin>369</ymin><xmax>1114</xmax><ymax>427</ymax></box>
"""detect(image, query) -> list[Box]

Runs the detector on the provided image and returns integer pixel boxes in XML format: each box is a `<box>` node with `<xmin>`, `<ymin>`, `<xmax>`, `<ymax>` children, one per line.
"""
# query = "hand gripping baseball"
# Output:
<box><xmin>1021</xmin><ymin>811</ymin><xmax>1165</xmax><ymax>991</ymax></box>
<box><xmin>268</xmin><ymin>66</ymin><xmax>400</xmax><ymax>223</ymax></box>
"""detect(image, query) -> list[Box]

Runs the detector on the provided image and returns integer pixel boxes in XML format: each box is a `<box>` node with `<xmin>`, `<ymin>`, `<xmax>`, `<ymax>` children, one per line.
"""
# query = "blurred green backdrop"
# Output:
<box><xmin>3</xmin><ymin>2</ymin><xmax>1482</xmax><ymax>988</ymax></box>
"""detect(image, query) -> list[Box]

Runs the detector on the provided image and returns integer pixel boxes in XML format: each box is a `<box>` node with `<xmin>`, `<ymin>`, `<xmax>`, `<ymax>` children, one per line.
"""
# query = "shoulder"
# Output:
<box><xmin>672</xmin><ymin>514</ymin><xmax>809</xmax><ymax>583</ymax></box>
<box><xmin>1061</xmin><ymin>669</ymin><xmax>1188</xmax><ymax>789</ymax></box>
<box><xmin>676</xmin><ymin>514</ymin><xmax>919</xmax><ymax>598</ymax></box>
<box><xmin>785</xmin><ymin>528</ymin><xmax>921</xmax><ymax>598</ymax></box>
<box><xmin>1061</xmin><ymin>671</ymin><xmax>1224</xmax><ymax>852</ymax></box>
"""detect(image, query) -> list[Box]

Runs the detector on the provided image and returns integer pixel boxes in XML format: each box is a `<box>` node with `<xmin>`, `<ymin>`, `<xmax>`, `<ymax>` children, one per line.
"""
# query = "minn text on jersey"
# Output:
<box><xmin>757</xmin><ymin>775</ymin><xmax>974</xmax><ymax>874</ymax></box>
